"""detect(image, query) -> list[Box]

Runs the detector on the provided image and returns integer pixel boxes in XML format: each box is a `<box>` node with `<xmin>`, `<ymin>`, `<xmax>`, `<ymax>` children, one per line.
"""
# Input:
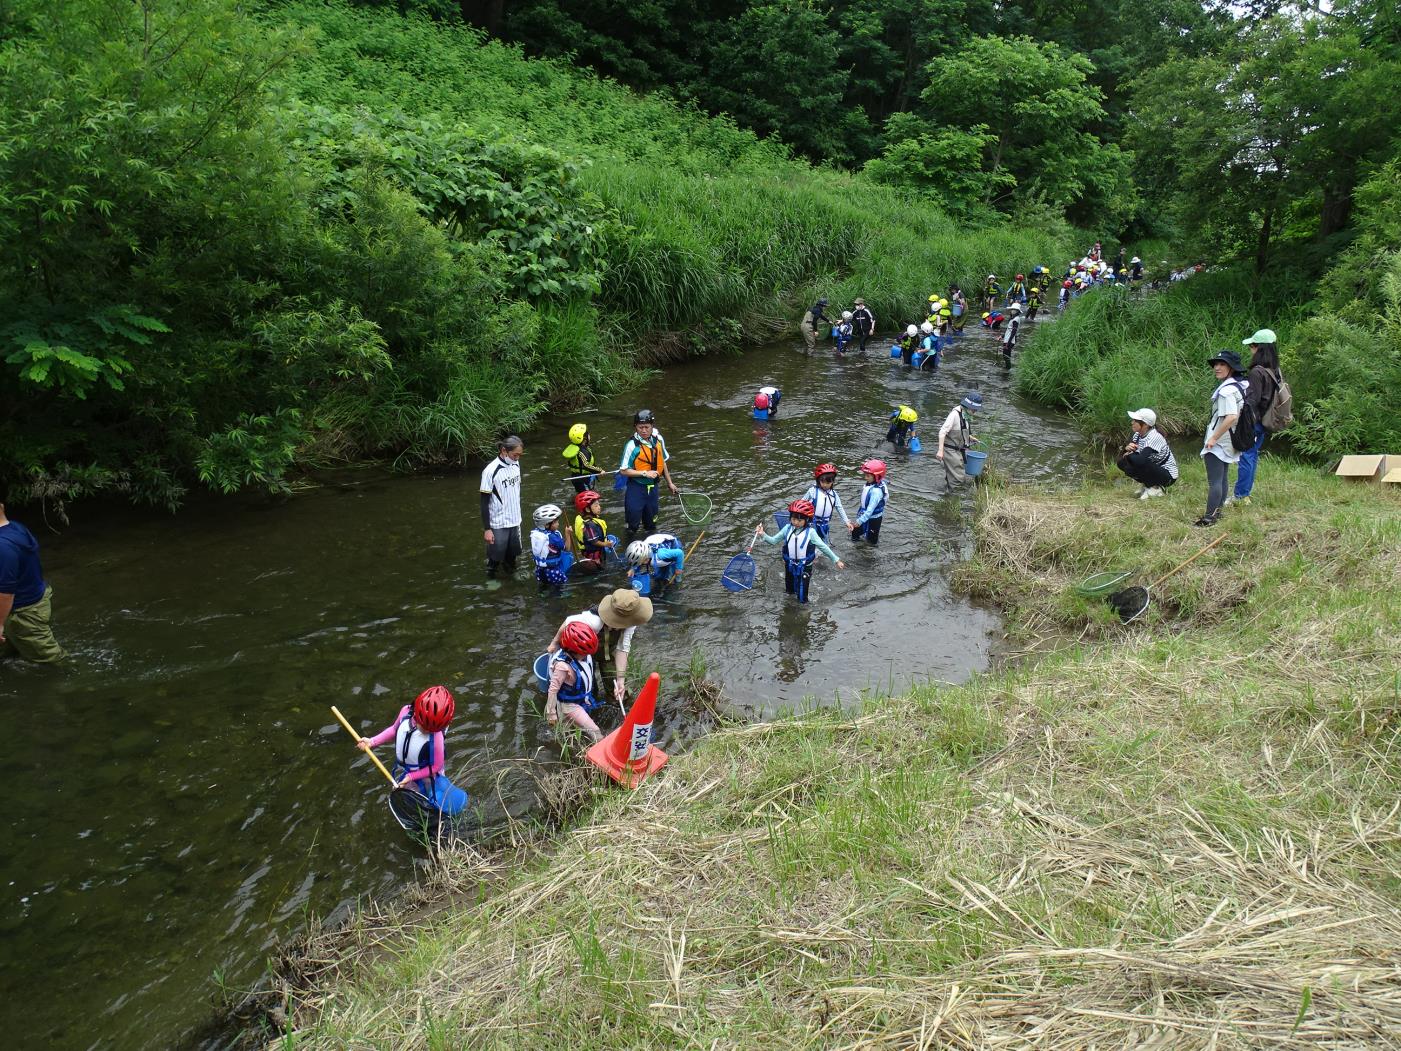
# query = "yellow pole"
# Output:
<box><xmin>678</xmin><ymin>529</ymin><xmax>705</xmax><ymax>581</ymax></box>
<box><xmin>331</xmin><ymin>705</ymin><xmax>398</xmax><ymax>787</ymax></box>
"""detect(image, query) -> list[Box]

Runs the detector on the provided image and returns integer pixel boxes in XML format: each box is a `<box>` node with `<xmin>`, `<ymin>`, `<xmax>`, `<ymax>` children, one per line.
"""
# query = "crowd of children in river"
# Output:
<box><xmin>362</xmin><ymin>244</ymin><xmax>1288</xmax><ymax>815</ymax></box>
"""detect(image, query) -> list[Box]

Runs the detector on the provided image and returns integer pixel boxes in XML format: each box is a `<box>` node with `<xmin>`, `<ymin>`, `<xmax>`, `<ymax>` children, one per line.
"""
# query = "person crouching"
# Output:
<box><xmin>1117</xmin><ymin>408</ymin><xmax>1179</xmax><ymax>500</ymax></box>
<box><xmin>546</xmin><ymin>621</ymin><xmax>605</xmax><ymax>743</ymax></box>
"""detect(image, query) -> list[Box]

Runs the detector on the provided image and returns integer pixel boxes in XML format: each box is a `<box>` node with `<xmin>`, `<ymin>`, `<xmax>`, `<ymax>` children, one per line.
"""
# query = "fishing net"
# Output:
<box><xmin>772</xmin><ymin>511</ymin><xmax>790</xmax><ymax>530</ymax></box>
<box><xmin>388</xmin><ymin>787</ymin><xmax>458</xmax><ymax>843</ymax></box>
<box><xmin>1075</xmin><ymin>570</ymin><xmax>1131</xmax><ymax>597</ymax></box>
<box><xmin>1107</xmin><ymin>585</ymin><xmax>1149</xmax><ymax>623</ymax></box>
<box><xmin>720</xmin><ymin>552</ymin><xmax>757</xmax><ymax>592</ymax></box>
<box><xmin>675</xmin><ymin>491</ymin><xmax>712</xmax><ymax>524</ymax></box>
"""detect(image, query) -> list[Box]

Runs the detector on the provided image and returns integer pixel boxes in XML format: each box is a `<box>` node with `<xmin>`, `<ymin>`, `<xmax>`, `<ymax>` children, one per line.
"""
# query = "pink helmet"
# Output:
<box><xmin>860</xmin><ymin>459</ymin><xmax>887</xmax><ymax>481</ymax></box>
<box><xmin>754</xmin><ymin>392</ymin><xmax>770</xmax><ymax>409</ymax></box>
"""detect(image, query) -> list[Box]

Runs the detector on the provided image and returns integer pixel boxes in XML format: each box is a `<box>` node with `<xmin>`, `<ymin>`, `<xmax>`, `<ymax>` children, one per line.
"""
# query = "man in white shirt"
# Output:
<box><xmin>479</xmin><ymin>435</ymin><xmax>523</xmax><ymax>576</ymax></box>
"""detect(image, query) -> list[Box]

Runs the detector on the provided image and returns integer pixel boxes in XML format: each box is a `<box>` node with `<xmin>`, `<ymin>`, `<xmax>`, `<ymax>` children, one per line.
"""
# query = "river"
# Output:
<box><xmin>0</xmin><ymin>321</ymin><xmax>1087</xmax><ymax>1050</ymax></box>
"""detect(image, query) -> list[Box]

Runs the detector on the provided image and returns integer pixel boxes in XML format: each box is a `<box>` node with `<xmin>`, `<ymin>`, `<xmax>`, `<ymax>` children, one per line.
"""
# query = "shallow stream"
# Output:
<box><xmin>0</xmin><ymin>322</ymin><xmax>1087</xmax><ymax>1049</ymax></box>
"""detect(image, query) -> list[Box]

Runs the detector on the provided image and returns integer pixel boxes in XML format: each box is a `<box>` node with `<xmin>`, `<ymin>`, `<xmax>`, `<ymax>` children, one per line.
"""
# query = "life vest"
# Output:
<box><xmin>550</xmin><ymin>651</ymin><xmax>599</xmax><ymax>711</ymax></box>
<box><xmin>393</xmin><ymin>713</ymin><xmax>438</xmax><ymax>795</ymax></box>
<box><xmin>804</xmin><ymin>484</ymin><xmax>839</xmax><ymax>526</ymax></box>
<box><xmin>859</xmin><ymin>482</ymin><xmax>888</xmax><ymax>521</ymax></box>
<box><xmin>625</xmin><ymin>435</ymin><xmax>664</xmax><ymax>481</ymax></box>
<box><xmin>574</xmin><ymin>514</ymin><xmax>608</xmax><ymax>551</ymax></box>
<box><xmin>783</xmin><ymin>524</ymin><xmax>817</xmax><ymax>567</ymax></box>
<box><xmin>531</xmin><ymin>528</ymin><xmax>565</xmax><ymax>570</ymax></box>
<box><xmin>563</xmin><ymin>441</ymin><xmax>594</xmax><ymax>473</ymax></box>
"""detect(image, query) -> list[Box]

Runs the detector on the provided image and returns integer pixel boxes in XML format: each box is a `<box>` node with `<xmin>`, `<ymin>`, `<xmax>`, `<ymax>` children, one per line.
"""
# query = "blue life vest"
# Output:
<box><xmin>550</xmin><ymin>650</ymin><xmax>600</xmax><ymax>711</ymax></box>
<box><xmin>783</xmin><ymin>524</ymin><xmax>817</xmax><ymax>568</ymax></box>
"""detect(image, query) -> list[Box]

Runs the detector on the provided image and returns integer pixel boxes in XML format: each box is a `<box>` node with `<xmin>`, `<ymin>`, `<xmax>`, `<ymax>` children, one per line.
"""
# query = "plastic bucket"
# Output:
<box><xmin>752</xmin><ymin>408</ymin><xmax>769</xmax><ymax>420</ymax></box>
<box><xmin>532</xmin><ymin>652</ymin><xmax>550</xmax><ymax>692</ymax></box>
<box><xmin>889</xmin><ymin>344</ymin><xmax>900</xmax><ymax>358</ymax></box>
<box><xmin>964</xmin><ymin>450</ymin><xmax>988</xmax><ymax>477</ymax></box>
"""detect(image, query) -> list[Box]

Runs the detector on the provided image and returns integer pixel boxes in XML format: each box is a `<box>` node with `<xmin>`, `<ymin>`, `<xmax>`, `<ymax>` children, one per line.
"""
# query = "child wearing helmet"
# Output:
<box><xmin>851</xmin><ymin>460</ymin><xmax>889</xmax><ymax>544</ymax></box>
<box><xmin>1026</xmin><ymin>286</ymin><xmax>1042</xmax><ymax>322</ymax></box>
<box><xmin>1006</xmin><ymin>274</ymin><xmax>1027</xmax><ymax>304</ymax></box>
<box><xmin>754</xmin><ymin>499</ymin><xmax>845</xmax><ymax>603</ymax></box>
<box><xmin>937</xmin><ymin>392</ymin><xmax>983</xmax><ymax>490</ymax></box>
<box><xmin>547</xmin><ymin>621</ymin><xmax>605</xmax><ymax>743</ymax></box>
<box><xmin>1059</xmin><ymin>280</ymin><xmax>1072</xmax><ymax>310</ymax></box>
<box><xmin>802</xmin><ymin>463</ymin><xmax>853</xmax><ymax>540</ymax></box>
<box><xmin>833</xmin><ymin>313</ymin><xmax>854</xmax><ymax>354</ymax></box>
<box><xmin>530</xmin><ymin>504</ymin><xmax>572</xmax><ymax>588</ymax></box>
<box><xmin>625</xmin><ymin>533</ymin><xmax>685</xmax><ymax>597</ymax></box>
<box><xmin>916</xmin><ymin>321</ymin><xmax>940</xmax><ymax>371</ymax></box>
<box><xmin>980</xmin><ymin>309</ymin><xmax>1006</xmax><ymax>330</ymax></box>
<box><xmin>562</xmin><ymin>423</ymin><xmax>600</xmax><ymax>494</ymax></box>
<box><xmin>886</xmin><ymin>404</ymin><xmax>918</xmax><ymax>449</ymax></box>
<box><xmin>357</xmin><ymin>686</ymin><xmax>468</xmax><ymax>815</ymax></box>
<box><xmin>572</xmin><ymin>490</ymin><xmax>614</xmax><ymax>574</ymax></box>
<box><xmin>897</xmin><ymin>324</ymin><xmax>919</xmax><ymax>366</ymax></box>
<box><xmin>548</xmin><ymin>588</ymin><xmax>654</xmax><ymax>705</ymax></box>
<box><xmin>983</xmin><ymin>274</ymin><xmax>1001</xmax><ymax>310</ymax></box>
<box><xmin>754</xmin><ymin>385</ymin><xmax>782</xmax><ymax>420</ymax></box>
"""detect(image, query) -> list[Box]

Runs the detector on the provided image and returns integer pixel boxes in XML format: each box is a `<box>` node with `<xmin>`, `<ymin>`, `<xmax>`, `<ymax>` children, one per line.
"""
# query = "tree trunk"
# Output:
<box><xmin>1318</xmin><ymin>181</ymin><xmax>1353</xmax><ymax>241</ymax></box>
<box><xmin>459</xmin><ymin>0</ymin><xmax>506</xmax><ymax>34</ymax></box>
<box><xmin>1255</xmin><ymin>202</ymin><xmax>1274</xmax><ymax>276</ymax></box>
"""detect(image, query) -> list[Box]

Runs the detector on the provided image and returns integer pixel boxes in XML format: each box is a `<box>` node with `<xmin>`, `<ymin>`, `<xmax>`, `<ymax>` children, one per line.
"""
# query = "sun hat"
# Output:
<box><xmin>1242</xmin><ymin>328</ymin><xmax>1277</xmax><ymax>346</ymax></box>
<box><xmin>961</xmin><ymin>391</ymin><xmax>984</xmax><ymax>411</ymax></box>
<box><xmin>1207</xmin><ymin>349</ymin><xmax>1243</xmax><ymax>372</ymax></box>
<box><xmin>1127</xmin><ymin>408</ymin><xmax>1157</xmax><ymax>427</ymax></box>
<box><xmin>598</xmin><ymin>588</ymin><xmax>654</xmax><ymax>629</ymax></box>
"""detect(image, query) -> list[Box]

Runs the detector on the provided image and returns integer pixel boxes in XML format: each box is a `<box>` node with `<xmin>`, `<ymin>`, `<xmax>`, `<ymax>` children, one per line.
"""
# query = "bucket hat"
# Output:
<box><xmin>961</xmin><ymin>391</ymin><xmax>984</xmax><ymax>411</ymax></box>
<box><xmin>1207</xmin><ymin>350</ymin><xmax>1243</xmax><ymax>372</ymax></box>
<box><xmin>598</xmin><ymin>588</ymin><xmax>654</xmax><ymax>629</ymax></box>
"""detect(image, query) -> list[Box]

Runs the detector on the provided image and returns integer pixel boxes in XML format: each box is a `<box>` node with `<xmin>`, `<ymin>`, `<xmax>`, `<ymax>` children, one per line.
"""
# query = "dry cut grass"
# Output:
<box><xmin>264</xmin><ymin>463</ymin><xmax>1401</xmax><ymax>1049</ymax></box>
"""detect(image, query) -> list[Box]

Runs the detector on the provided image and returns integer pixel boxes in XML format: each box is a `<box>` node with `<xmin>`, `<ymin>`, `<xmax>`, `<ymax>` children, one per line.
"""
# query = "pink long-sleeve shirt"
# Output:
<box><xmin>366</xmin><ymin>704</ymin><xmax>443</xmax><ymax>784</ymax></box>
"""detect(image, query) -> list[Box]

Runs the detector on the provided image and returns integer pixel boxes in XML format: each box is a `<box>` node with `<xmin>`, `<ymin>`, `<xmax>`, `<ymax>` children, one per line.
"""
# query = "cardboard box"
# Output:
<box><xmin>1335</xmin><ymin>455</ymin><xmax>1388</xmax><ymax>482</ymax></box>
<box><xmin>1382</xmin><ymin>466</ymin><xmax>1401</xmax><ymax>485</ymax></box>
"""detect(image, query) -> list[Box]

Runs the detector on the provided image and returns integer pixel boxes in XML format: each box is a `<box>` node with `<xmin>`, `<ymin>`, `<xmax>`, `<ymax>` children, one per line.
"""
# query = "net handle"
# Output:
<box><xmin>1148</xmin><ymin>534</ymin><xmax>1226</xmax><ymax>590</ymax></box>
<box><xmin>331</xmin><ymin>705</ymin><xmax>398</xmax><ymax>787</ymax></box>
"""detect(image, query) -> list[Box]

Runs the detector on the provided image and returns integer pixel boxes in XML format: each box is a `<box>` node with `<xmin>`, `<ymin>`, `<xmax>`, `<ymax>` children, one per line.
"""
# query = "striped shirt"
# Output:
<box><xmin>1129</xmin><ymin>428</ymin><xmax>1179</xmax><ymax>480</ymax></box>
<box><xmin>479</xmin><ymin>455</ymin><xmax>522</xmax><ymax>529</ymax></box>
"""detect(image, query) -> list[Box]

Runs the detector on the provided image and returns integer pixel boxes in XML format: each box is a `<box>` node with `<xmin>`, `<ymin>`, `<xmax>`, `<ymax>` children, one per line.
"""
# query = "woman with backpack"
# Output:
<box><xmin>1229</xmin><ymin>329</ymin><xmax>1287</xmax><ymax>507</ymax></box>
<box><xmin>1197</xmin><ymin>350</ymin><xmax>1246</xmax><ymax>528</ymax></box>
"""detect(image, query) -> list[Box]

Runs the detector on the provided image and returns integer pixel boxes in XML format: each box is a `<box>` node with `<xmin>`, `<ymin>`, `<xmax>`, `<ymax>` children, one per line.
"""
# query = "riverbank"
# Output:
<box><xmin>256</xmin><ymin>461</ymin><xmax>1401</xmax><ymax>1047</ymax></box>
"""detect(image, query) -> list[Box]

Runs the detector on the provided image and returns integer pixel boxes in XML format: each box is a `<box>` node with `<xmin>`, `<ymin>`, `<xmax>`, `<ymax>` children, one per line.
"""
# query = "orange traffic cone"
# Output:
<box><xmin>586</xmin><ymin>672</ymin><xmax>669</xmax><ymax>788</ymax></box>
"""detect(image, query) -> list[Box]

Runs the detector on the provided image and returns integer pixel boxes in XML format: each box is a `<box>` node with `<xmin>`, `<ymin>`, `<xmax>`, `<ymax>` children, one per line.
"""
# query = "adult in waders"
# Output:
<box><xmin>480</xmin><ymin>436</ymin><xmax>523</xmax><ymax>578</ymax></box>
<box><xmin>949</xmin><ymin>285</ymin><xmax>967</xmax><ymax>333</ymax></box>
<box><xmin>618</xmin><ymin>409</ymin><xmax>677</xmax><ymax>540</ymax></box>
<box><xmin>851</xmin><ymin>299</ymin><xmax>876</xmax><ymax>352</ymax></box>
<box><xmin>0</xmin><ymin>494</ymin><xmax>63</xmax><ymax>663</ymax></box>
<box><xmin>547</xmin><ymin>588</ymin><xmax>654</xmax><ymax>705</ymax></box>
<box><xmin>800</xmin><ymin>298</ymin><xmax>833</xmax><ymax>354</ymax></box>
<box><xmin>1228</xmin><ymin>329</ymin><xmax>1282</xmax><ymax>507</ymax></box>
<box><xmin>1001</xmin><ymin>303</ymin><xmax>1022</xmax><ymax>369</ymax></box>
<box><xmin>936</xmin><ymin>392</ymin><xmax>982</xmax><ymax>491</ymax></box>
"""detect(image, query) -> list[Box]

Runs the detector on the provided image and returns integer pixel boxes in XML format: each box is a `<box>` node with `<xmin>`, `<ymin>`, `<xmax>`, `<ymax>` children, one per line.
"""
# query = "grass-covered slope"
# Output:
<box><xmin>270</xmin><ymin>464</ymin><xmax>1401</xmax><ymax>1047</ymax></box>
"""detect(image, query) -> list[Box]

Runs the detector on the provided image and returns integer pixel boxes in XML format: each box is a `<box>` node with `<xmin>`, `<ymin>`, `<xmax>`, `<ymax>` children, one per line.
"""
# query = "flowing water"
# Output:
<box><xmin>0</xmin><ymin>322</ymin><xmax>1087</xmax><ymax>1050</ymax></box>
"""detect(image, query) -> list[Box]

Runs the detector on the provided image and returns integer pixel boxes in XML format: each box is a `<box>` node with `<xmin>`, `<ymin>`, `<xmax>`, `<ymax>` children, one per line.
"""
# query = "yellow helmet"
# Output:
<box><xmin>568</xmin><ymin>423</ymin><xmax>588</xmax><ymax>444</ymax></box>
<box><xmin>928</xmin><ymin>293</ymin><xmax>938</xmax><ymax>301</ymax></box>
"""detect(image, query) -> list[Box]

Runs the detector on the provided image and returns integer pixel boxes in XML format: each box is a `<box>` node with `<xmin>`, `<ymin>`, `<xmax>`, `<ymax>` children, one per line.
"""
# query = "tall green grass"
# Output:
<box><xmin>1017</xmin><ymin>267</ymin><xmax>1315</xmax><ymax>440</ymax></box>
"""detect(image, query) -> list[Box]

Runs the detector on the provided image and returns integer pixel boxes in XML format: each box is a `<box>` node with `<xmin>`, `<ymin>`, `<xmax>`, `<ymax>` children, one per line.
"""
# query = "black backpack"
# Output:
<box><xmin>1229</xmin><ymin>380</ymin><xmax>1257</xmax><ymax>450</ymax></box>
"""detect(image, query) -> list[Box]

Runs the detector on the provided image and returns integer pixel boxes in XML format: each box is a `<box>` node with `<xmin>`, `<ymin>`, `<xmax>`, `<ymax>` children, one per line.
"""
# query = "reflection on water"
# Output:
<box><xmin>0</xmin><ymin>323</ymin><xmax>1085</xmax><ymax>1050</ymax></box>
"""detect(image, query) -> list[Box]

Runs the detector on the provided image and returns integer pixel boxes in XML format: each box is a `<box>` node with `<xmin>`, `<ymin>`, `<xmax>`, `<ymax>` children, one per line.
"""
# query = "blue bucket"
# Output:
<box><xmin>909</xmin><ymin>435</ymin><xmax>922</xmax><ymax>453</ymax></box>
<box><xmin>889</xmin><ymin>344</ymin><xmax>901</xmax><ymax>358</ymax></box>
<box><xmin>753</xmin><ymin>408</ymin><xmax>769</xmax><ymax>420</ymax></box>
<box><xmin>911</xmin><ymin>351</ymin><xmax>924</xmax><ymax>368</ymax></box>
<box><xmin>532</xmin><ymin>652</ymin><xmax>551</xmax><ymax>692</ymax></box>
<box><xmin>964</xmin><ymin>450</ymin><xmax>988</xmax><ymax>477</ymax></box>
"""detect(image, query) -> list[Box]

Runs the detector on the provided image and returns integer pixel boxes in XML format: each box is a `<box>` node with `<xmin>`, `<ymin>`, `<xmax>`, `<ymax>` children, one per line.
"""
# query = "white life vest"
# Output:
<box><xmin>784</xmin><ymin>524</ymin><xmax>816</xmax><ymax>565</ymax></box>
<box><xmin>395</xmin><ymin>716</ymin><xmax>435</xmax><ymax>776</ymax></box>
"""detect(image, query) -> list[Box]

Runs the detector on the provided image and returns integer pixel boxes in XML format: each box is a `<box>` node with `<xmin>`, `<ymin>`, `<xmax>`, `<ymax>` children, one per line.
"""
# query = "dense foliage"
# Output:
<box><xmin>0</xmin><ymin>0</ymin><xmax>1067</xmax><ymax>508</ymax></box>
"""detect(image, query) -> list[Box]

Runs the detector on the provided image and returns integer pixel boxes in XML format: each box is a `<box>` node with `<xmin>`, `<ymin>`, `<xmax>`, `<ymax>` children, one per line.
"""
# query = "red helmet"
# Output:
<box><xmin>860</xmin><ymin>458</ymin><xmax>887</xmax><ymax>481</ymax></box>
<box><xmin>1016</xmin><ymin>273</ymin><xmax>1024</xmax><ymax>280</ymax></box>
<box><xmin>1063</xmin><ymin>280</ymin><xmax>1072</xmax><ymax>288</ymax></box>
<box><xmin>754</xmin><ymin>392</ymin><xmax>770</xmax><ymax>409</ymax></box>
<box><xmin>573</xmin><ymin>489</ymin><xmax>601</xmax><ymax>513</ymax></box>
<box><xmin>814</xmin><ymin>462</ymin><xmax>838</xmax><ymax>479</ymax></box>
<box><xmin>413</xmin><ymin>686</ymin><xmax>455</xmax><ymax>734</ymax></box>
<box><xmin>560</xmin><ymin>621</ymin><xmax>599</xmax><ymax>656</ymax></box>
<box><xmin>787</xmin><ymin>499</ymin><xmax>816</xmax><ymax>519</ymax></box>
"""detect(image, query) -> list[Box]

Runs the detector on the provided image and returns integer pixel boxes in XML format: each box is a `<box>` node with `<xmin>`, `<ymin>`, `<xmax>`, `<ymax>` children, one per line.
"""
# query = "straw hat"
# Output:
<box><xmin>598</xmin><ymin>588</ymin><xmax>654</xmax><ymax>629</ymax></box>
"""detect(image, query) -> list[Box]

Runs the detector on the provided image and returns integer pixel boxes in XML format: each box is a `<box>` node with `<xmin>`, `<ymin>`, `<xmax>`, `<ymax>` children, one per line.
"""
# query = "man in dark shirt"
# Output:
<box><xmin>0</xmin><ymin>493</ymin><xmax>64</xmax><ymax>663</ymax></box>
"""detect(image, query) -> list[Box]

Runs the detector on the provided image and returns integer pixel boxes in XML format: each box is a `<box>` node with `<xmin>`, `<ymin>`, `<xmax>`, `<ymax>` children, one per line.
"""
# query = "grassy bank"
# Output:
<box><xmin>261</xmin><ymin>463</ymin><xmax>1401</xmax><ymax>1047</ymax></box>
<box><xmin>1</xmin><ymin>0</ymin><xmax>1070</xmax><ymax>509</ymax></box>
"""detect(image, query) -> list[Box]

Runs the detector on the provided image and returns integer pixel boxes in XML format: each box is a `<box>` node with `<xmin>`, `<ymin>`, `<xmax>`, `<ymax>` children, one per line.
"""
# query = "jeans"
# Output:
<box><xmin>1203</xmin><ymin>454</ymin><xmax>1230</xmax><ymax>519</ymax></box>
<box><xmin>1233</xmin><ymin>423</ymin><xmax>1267</xmax><ymax>498</ymax></box>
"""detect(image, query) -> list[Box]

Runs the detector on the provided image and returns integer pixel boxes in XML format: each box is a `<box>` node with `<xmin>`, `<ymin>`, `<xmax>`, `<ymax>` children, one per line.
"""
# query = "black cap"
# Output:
<box><xmin>634</xmin><ymin>409</ymin><xmax>656</xmax><ymax>424</ymax></box>
<box><xmin>1207</xmin><ymin>350</ymin><xmax>1243</xmax><ymax>372</ymax></box>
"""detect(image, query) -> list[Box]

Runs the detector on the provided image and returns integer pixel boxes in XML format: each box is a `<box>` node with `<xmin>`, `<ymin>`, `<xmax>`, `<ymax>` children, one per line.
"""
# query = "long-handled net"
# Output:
<box><xmin>1105</xmin><ymin>535</ymin><xmax>1226</xmax><ymax>624</ymax></box>
<box><xmin>388</xmin><ymin>786</ymin><xmax>459</xmax><ymax>843</ymax></box>
<box><xmin>674</xmin><ymin>491</ymin><xmax>712</xmax><ymax>524</ymax></box>
<box><xmin>721</xmin><ymin>534</ymin><xmax>759</xmax><ymax>592</ymax></box>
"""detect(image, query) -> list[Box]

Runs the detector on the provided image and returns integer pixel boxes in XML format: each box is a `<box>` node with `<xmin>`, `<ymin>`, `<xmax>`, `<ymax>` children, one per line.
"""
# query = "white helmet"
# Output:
<box><xmin>906</xmin><ymin>324</ymin><xmax>918</xmax><ymax>336</ymax></box>
<box><xmin>532</xmin><ymin>504</ymin><xmax>562</xmax><ymax>528</ymax></box>
<box><xmin>920</xmin><ymin>320</ymin><xmax>934</xmax><ymax>334</ymax></box>
<box><xmin>841</xmin><ymin>310</ymin><xmax>852</xmax><ymax>320</ymax></box>
<box><xmin>625</xmin><ymin>540</ymin><xmax>652</xmax><ymax>566</ymax></box>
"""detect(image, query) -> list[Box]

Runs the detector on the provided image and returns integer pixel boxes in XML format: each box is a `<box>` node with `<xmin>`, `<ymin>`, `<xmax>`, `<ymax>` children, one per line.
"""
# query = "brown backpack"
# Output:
<box><xmin>1261</xmin><ymin>369</ymin><xmax>1293</xmax><ymax>432</ymax></box>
